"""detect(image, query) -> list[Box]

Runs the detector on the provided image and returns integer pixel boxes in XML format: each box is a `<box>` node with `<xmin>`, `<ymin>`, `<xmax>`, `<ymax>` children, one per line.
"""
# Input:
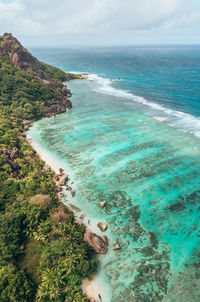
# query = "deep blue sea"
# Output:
<box><xmin>29</xmin><ymin>46</ymin><xmax>200</xmax><ymax>301</ymax></box>
<box><xmin>32</xmin><ymin>46</ymin><xmax>200</xmax><ymax>135</ymax></box>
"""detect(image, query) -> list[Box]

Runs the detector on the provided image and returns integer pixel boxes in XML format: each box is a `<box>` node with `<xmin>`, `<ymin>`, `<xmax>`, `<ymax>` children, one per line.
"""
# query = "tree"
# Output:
<box><xmin>0</xmin><ymin>265</ymin><xmax>35</xmax><ymax>302</ymax></box>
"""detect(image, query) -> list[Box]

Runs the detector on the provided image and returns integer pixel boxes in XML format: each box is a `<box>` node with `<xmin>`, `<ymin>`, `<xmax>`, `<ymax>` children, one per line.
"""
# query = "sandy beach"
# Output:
<box><xmin>27</xmin><ymin>135</ymin><xmax>62</xmax><ymax>174</ymax></box>
<box><xmin>81</xmin><ymin>278</ymin><xmax>101</xmax><ymax>301</ymax></box>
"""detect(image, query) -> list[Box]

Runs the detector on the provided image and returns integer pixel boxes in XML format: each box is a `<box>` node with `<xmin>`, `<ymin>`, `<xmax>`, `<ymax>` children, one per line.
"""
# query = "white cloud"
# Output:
<box><xmin>0</xmin><ymin>0</ymin><xmax>199</xmax><ymax>45</ymax></box>
<box><xmin>0</xmin><ymin>0</ymin><xmax>22</xmax><ymax>20</ymax></box>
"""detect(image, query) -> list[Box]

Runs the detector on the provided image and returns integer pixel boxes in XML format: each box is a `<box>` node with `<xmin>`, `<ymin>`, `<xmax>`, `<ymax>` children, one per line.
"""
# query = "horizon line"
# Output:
<box><xmin>30</xmin><ymin>43</ymin><xmax>200</xmax><ymax>49</ymax></box>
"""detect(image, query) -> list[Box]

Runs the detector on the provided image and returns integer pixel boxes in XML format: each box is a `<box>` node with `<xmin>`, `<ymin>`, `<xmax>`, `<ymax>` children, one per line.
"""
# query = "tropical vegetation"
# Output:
<box><xmin>0</xmin><ymin>41</ymin><xmax>97</xmax><ymax>301</ymax></box>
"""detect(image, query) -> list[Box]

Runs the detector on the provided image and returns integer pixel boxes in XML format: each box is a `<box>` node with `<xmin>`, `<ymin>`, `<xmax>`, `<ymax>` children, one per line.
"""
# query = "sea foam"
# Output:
<box><xmin>87</xmin><ymin>73</ymin><xmax>200</xmax><ymax>138</ymax></box>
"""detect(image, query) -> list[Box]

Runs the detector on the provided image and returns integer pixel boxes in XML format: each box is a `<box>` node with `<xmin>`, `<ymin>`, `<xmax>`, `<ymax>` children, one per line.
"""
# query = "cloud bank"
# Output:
<box><xmin>0</xmin><ymin>0</ymin><xmax>200</xmax><ymax>45</ymax></box>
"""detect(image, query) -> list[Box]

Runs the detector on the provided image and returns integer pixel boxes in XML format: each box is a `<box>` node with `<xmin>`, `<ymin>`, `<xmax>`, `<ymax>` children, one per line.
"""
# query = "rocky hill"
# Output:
<box><xmin>0</xmin><ymin>33</ymin><xmax>80</xmax><ymax>117</ymax></box>
<box><xmin>0</xmin><ymin>33</ymin><xmax>47</xmax><ymax>78</ymax></box>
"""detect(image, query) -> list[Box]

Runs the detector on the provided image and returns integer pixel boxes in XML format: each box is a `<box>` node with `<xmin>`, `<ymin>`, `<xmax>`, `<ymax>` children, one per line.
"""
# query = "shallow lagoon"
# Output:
<box><xmin>29</xmin><ymin>78</ymin><xmax>200</xmax><ymax>302</ymax></box>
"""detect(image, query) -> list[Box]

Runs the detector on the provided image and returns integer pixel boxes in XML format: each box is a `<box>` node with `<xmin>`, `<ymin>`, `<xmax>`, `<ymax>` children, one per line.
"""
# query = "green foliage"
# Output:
<box><xmin>0</xmin><ymin>211</ymin><xmax>26</xmax><ymax>265</ymax></box>
<box><xmin>0</xmin><ymin>56</ymin><xmax>65</xmax><ymax>120</ymax></box>
<box><xmin>41</xmin><ymin>62</ymin><xmax>81</xmax><ymax>83</ymax></box>
<box><xmin>0</xmin><ymin>265</ymin><xmax>35</xmax><ymax>302</ymax></box>
<box><xmin>18</xmin><ymin>239</ymin><xmax>42</xmax><ymax>284</ymax></box>
<box><xmin>0</xmin><ymin>44</ymin><xmax>97</xmax><ymax>301</ymax></box>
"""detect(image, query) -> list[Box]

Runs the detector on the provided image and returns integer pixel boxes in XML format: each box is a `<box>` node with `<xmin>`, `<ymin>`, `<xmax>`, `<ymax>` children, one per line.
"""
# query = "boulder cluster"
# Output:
<box><xmin>55</xmin><ymin>169</ymin><xmax>121</xmax><ymax>255</ymax></box>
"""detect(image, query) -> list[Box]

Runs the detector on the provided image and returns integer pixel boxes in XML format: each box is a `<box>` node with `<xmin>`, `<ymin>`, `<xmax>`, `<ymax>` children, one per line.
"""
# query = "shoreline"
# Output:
<box><xmin>26</xmin><ymin>94</ymin><xmax>103</xmax><ymax>301</ymax></box>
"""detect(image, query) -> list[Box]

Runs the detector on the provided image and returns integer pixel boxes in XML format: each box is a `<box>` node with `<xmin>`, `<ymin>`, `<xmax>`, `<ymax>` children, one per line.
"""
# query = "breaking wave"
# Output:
<box><xmin>87</xmin><ymin>73</ymin><xmax>200</xmax><ymax>138</ymax></box>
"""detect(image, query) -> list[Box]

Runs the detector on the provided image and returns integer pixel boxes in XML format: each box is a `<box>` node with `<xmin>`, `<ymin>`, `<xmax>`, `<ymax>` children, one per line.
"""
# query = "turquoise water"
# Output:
<box><xmin>29</xmin><ymin>47</ymin><xmax>200</xmax><ymax>301</ymax></box>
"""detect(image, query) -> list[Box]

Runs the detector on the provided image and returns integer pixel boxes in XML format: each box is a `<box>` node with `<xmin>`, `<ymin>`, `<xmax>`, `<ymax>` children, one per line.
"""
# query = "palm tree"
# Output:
<box><xmin>36</xmin><ymin>268</ymin><xmax>62</xmax><ymax>301</ymax></box>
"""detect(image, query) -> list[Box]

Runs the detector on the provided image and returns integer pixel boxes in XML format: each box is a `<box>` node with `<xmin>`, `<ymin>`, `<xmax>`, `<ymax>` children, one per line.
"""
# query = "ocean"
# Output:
<box><xmin>28</xmin><ymin>46</ymin><xmax>200</xmax><ymax>302</ymax></box>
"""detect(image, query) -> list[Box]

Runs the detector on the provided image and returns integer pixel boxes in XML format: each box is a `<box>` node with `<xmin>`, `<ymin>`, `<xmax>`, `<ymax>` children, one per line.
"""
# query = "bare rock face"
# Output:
<box><xmin>44</xmin><ymin>100</ymin><xmax>68</xmax><ymax>118</ymax></box>
<box><xmin>84</xmin><ymin>232</ymin><xmax>108</xmax><ymax>254</ymax></box>
<box><xmin>97</xmin><ymin>222</ymin><xmax>107</xmax><ymax>232</ymax></box>
<box><xmin>101</xmin><ymin>235</ymin><xmax>108</xmax><ymax>245</ymax></box>
<box><xmin>0</xmin><ymin>33</ymin><xmax>46</xmax><ymax>79</ymax></box>
<box><xmin>0</xmin><ymin>33</ymin><xmax>52</xmax><ymax>86</ymax></box>
<box><xmin>66</xmin><ymin>99</ymin><xmax>72</xmax><ymax>109</ymax></box>
<box><xmin>66</xmin><ymin>89</ymin><xmax>72</xmax><ymax>97</ymax></box>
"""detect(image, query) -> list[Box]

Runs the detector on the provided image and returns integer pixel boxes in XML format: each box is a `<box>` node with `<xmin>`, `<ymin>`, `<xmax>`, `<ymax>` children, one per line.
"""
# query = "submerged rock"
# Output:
<box><xmin>97</xmin><ymin>222</ymin><xmax>107</xmax><ymax>232</ymax></box>
<box><xmin>71</xmin><ymin>191</ymin><xmax>76</xmax><ymax>197</ymax></box>
<box><xmin>169</xmin><ymin>202</ymin><xmax>186</xmax><ymax>212</ymax></box>
<box><xmin>84</xmin><ymin>232</ymin><xmax>108</xmax><ymax>254</ymax></box>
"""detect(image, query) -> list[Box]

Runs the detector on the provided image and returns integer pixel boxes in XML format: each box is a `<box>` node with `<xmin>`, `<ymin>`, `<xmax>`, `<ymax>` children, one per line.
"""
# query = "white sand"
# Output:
<box><xmin>81</xmin><ymin>278</ymin><xmax>101</xmax><ymax>301</ymax></box>
<box><xmin>27</xmin><ymin>135</ymin><xmax>61</xmax><ymax>173</ymax></box>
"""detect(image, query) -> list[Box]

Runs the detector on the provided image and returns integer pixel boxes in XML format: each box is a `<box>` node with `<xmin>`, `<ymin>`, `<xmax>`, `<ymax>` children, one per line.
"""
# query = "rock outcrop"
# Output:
<box><xmin>0</xmin><ymin>148</ymin><xmax>23</xmax><ymax>179</ymax></box>
<box><xmin>66</xmin><ymin>99</ymin><xmax>72</xmax><ymax>109</ymax></box>
<box><xmin>101</xmin><ymin>235</ymin><xmax>108</xmax><ymax>245</ymax></box>
<box><xmin>59</xmin><ymin>168</ymin><xmax>64</xmax><ymax>175</ymax></box>
<box><xmin>55</xmin><ymin>172</ymin><xmax>69</xmax><ymax>201</ymax></box>
<box><xmin>44</xmin><ymin>99</ymin><xmax>68</xmax><ymax>118</ymax></box>
<box><xmin>57</xmin><ymin>174</ymin><xmax>68</xmax><ymax>187</ymax></box>
<box><xmin>22</xmin><ymin>120</ymin><xmax>33</xmax><ymax>131</ymax></box>
<box><xmin>10</xmin><ymin>147</ymin><xmax>23</xmax><ymax>159</ymax></box>
<box><xmin>84</xmin><ymin>232</ymin><xmax>108</xmax><ymax>254</ymax></box>
<box><xmin>0</xmin><ymin>33</ymin><xmax>61</xmax><ymax>89</ymax></box>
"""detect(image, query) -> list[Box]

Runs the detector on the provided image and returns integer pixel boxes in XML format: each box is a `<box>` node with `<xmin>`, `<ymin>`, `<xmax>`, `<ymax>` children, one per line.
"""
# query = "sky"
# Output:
<box><xmin>0</xmin><ymin>0</ymin><xmax>200</xmax><ymax>47</ymax></box>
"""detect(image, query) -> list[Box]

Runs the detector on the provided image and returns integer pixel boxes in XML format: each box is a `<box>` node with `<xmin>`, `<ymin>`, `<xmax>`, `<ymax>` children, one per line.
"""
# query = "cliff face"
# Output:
<box><xmin>0</xmin><ymin>33</ymin><xmax>41</xmax><ymax>71</ymax></box>
<box><xmin>0</xmin><ymin>33</ymin><xmax>75</xmax><ymax>117</ymax></box>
